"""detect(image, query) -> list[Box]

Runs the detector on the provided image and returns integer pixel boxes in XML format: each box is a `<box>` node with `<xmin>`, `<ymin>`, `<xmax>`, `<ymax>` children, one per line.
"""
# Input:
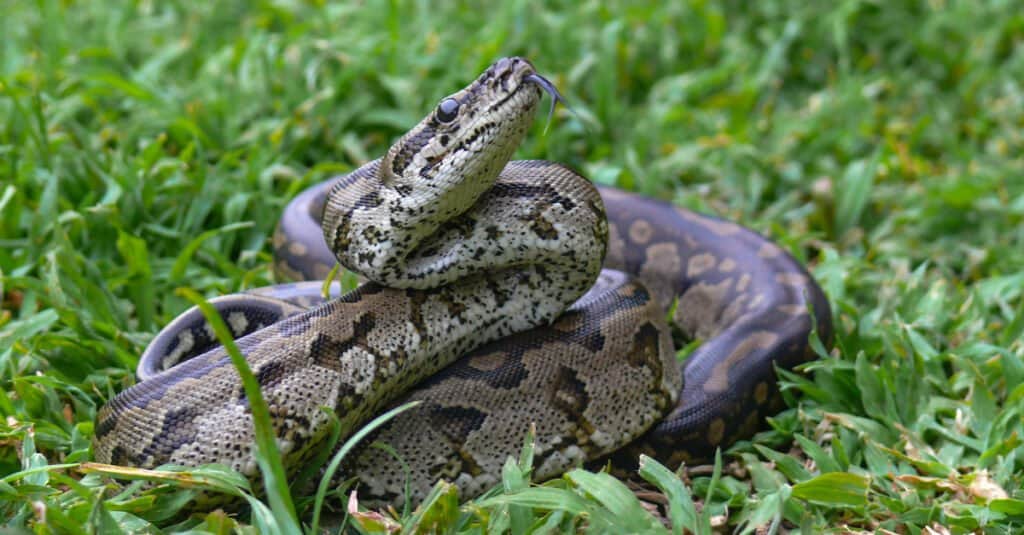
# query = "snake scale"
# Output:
<box><xmin>94</xmin><ymin>57</ymin><xmax>832</xmax><ymax>507</ymax></box>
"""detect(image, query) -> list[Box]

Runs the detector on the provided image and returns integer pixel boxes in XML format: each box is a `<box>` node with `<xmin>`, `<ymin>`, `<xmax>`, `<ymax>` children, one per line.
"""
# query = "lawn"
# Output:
<box><xmin>2</xmin><ymin>0</ymin><xmax>1024</xmax><ymax>533</ymax></box>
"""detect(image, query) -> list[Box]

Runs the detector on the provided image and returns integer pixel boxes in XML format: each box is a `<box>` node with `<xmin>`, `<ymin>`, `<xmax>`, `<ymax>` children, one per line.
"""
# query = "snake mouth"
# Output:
<box><xmin>486</xmin><ymin>58</ymin><xmax>566</xmax><ymax>122</ymax></box>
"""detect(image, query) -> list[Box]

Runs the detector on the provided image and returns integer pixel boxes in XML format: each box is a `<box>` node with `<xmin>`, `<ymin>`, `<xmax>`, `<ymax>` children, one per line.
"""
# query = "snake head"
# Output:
<box><xmin>379</xmin><ymin>57</ymin><xmax>550</xmax><ymax>215</ymax></box>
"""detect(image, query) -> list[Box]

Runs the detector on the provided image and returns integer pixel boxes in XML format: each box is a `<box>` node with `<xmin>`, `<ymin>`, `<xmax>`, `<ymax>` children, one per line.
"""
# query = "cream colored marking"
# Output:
<box><xmin>754</xmin><ymin>381</ymin><xmax>769</xmax><ymax>404</ymax></box>
<box><xmin>719</xmin><ymin>292</ymin><xmax>748</xmax><ymax>327</ymax></box>
<box><xmin>164</xmin><ymin>330</ymin><xmax>196</xmax><ymax>369</ymax></box>
<box><xmin>736</xmin><ymin>273</ymin><xmax>751</xmax><ymax>292</ymax></box>
<box><xmin>338</xmin><ymin>347</ymin><xmax>376</xmax><ymax>395</ymax></box>
<box><xmin>718</xmin><ymin>257</ymin><xmax>737</xmax><ymax>272</ymax></box>
<box><xmin>272</xmin><ymin>229</ymin><xmax>288</xmax><ymax>249</ymax></box>
<box><xmin>588</xmin><ymin>429</ymin><xmax>616</xmax><ymax>451</ymax></box>
<box><xmin>758</xmin><ymin>242</ymin><xmax>781</xmax><ymax>258</ymax></box>
<box><xmin>682</xmin><ymin>233</ymin><xmax>699</xmax><ymax>250</ymax></box>
<box><xmin>313</xmin><ymin>262</ymin><xmax>335</xmax><ymax>280</ymax></box>
<box><xmin>274</xmin><ymin>260</ymin><xmax>305</xmax><ymax>281</ymax></box>
<box><xmin>673</xmin><ymin>278</ymin><xmax>734</xmax><ymax>339</ymax></box>
<box><xmin>227</xmin><ymin>311</ymin><xmax>249</xmax><ymax>336</ymax></box>
<box><xmin>638</xmin><ymin>242</ymin><xmax>683</xmax><ymax>311</ymax></box>
<box><xmin>704</xmin><ymin>330</ymin><xmax>779</xmax><ymax>393</ymax></box>
<box><xmin>708</xmin><ymin>418</ymin><xmax>725</xmax><ymax>445</ymax></box>
<box><xmin>628</xmin><ymin>220</ymin><xmax>653</xmax><ymax>244</ymax></box>
<box><xmin>777</xmin><ymin>304</ymin><xmax>808</xmax><ymax>316</ymax></box>
<box><xmin>467</xmin><ymin>352</ymin><xmax>506</xmax><ymax>371</ymax></box>
<box><xmin>776</xmin><ymin>272</ymin><xmax>808</xmax><ymax>286</ymax></box>
<box><xmin>686</xmin><ymin>252</ymin><xmax>717</xmax><ymax>277</ymax></box>
<box><xmin>640</xmin><ymin>242</ymin><xmax>682</xmax><ymax>275</ymax></box>
<box><xmin>288</xmin><ymin>241</ymin><xmax>308</xmax><ymax>256</ymax></box>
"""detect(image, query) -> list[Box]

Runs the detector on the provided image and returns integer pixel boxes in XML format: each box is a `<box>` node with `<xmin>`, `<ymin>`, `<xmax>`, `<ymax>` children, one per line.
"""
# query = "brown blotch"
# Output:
<box><xmin>639</xmin><ymin>242</ymin><xmax>683</xmax><ymax>308</ymax></box>
<box><xmin>707</xmin><ymin>418</ymin><xmax>726</xmax><ymax>445</ymax></box>
<box><xmin>429</xmin><ymin>405</ymin><xmax>488</xmax><ymax>445</ymax></box>
<box><xmin>255</xmin><ymin>360</ymin><xmax>287</xmax><ymax>389</ymax></box>
<box><xmin>550</xmin><ymin>309</ymin><xmax>586</xmax><ymax>334</ymax></box>
<box><xmin>312</xmin><ymin>262</ymin><xmax>335</xmax><ymax>280</ymax></box>
<box><xmin>407</xmin><ymin>291</ymin><xmax>430</xmax><ymax>336</ymax></box>
<box><xmin>441</xmin><ymin>295</ymin><xmax>467</xmax><ymax>318</ymax></box>
<box><xmin>758</xmin><ymin>242</ymin><xmax>781</xmax><ymax>258</ymax></box>
<box><xmin>673</xmin><ymin>278</ymin><xmax>734</xmax><ymax>339</ymax></box>
<box><xmin>686</xmin><ymin>252</ymin><xmax>717</xmax><ymax>278</ymax></box>
<box><xmin>484</xmin><ymin>224</ymin><xmax>502</xmax><ymax>240</ymax></box>
<box><xmin>719</xmin><ymin>294</ymin><xmax>749</xmax><ymax>326</ymax></box>
<box><xmin>330</xmin><ymin>213</ymin><xmax>353</xmax><ymax>253</ymax></box>
<box><xmin>628</xmin><ymin>219</ymin><xmax>653</xmax><ymax>244</ymax></box>
<box><xmin>467</xmin><ymin>351</ymin><xmax>508</xmax><ymax>372</ymax></box>
<box><xmin>530</xmin><ymin>214</ymin><xmax>559</xmax><ymax>240</ymax></box>
<box><xmin>272</xmin><ymin>229</ymin><xmax>287</xmax><ymax>249</ymax></box>
<box><xmin>275</xmin><ymin>260</ymin><xmax>305</xmax><ymax>282</ymax></box>
<box><xmin>310</xmin><ymin>313</ymin><xmax>376</xmax><ymax>372</ymax></box>
<box><xmin>704</xmin><ymin>331</ymin><xmax>779</xmax><ymax>393</ymax></box>
<box><xmin>718</xmin><ymin>258</ymin><xmax>737</xmax><ymax>272</ymax></box>
<box><xmin>754</xmin><ymin>381</ymin><xmax>769</xmax><ymax>404</ymax></box>
<box><xmin>550</xmin><ymin>366</ymin><xmax>596</xmax><ymax>438</ymax></box>
<box><xmin>626</xmin><ymin>321</ymin><xmax>664</xmax><ymax>372</ymax></box>
<box><xmin>309</xmin><ymin>332</ymin><xmax>347</xmax><ymax>373</ymax></box>
<box><xmin>776</xmin><ymin>304</ymin><xmax>808</xmax><ymax>316</ymax></box>
<box><xmin>776</xmin><ymin>272</ymin><xmax>808</xmax><ymax>286</ymax></box>
<box><xmin>551</xmin><ymin>366</ymin><xmax>589</xmax><ymax>415</ymax></box>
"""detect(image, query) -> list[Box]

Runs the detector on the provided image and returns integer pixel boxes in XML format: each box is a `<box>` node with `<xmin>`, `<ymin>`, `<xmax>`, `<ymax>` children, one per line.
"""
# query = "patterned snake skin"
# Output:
<box><xmin>94</xmin><ymin>57</ymin><xmax>832</xmax><ymax>507</ymax></box>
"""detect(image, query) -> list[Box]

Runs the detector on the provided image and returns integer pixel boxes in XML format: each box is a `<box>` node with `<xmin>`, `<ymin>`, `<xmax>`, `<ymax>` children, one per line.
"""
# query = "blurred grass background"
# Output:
<box><xmin>2</xmin><ymin>0</ymin><xmax>1024</xmax><ymax>532</ymax></box>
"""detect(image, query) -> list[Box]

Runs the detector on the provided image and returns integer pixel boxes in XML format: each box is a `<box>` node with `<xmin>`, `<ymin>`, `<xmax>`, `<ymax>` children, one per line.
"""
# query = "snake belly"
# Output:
<box><xmin>94</xmin><ymin>57</ymin><xmax>832</xmax><ymax>507</ymax></box>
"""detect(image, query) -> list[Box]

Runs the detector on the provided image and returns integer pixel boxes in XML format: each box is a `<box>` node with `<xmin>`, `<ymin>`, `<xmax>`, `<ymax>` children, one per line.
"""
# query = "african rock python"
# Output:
<box><xmin>94</xmin><ymin>57</ymin><xmax>832</xmax><ymax>506</ymax></box>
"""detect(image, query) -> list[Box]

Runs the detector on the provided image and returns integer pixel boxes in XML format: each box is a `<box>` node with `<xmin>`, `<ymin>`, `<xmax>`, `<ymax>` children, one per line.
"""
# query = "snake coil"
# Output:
<box><xmin>94</xmin><ymin>57</ymin><xmax>832</xmax><ymax>507</ymax></box>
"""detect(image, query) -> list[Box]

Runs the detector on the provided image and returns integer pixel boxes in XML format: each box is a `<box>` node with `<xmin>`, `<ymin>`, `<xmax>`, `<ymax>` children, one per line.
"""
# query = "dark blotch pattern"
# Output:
<box><xmin>256</xmin><ymin>360</ymin><xmax>287</xmax><ymax>389</ymax></box>
<box><xmin>389</xmin><ymin>126</ymin><xmax>436</xmax><ymax>177</ymax></box>
<box><xmin>429</xmin><ymin>404</ymin><xmax>488</xmax><ymax>444</ymax></box>
<box><xmin>139</xmin><ymin>405</ymin><xmax>199</xmax><ymax>465</ymax></box>
<box><xmin>550</xmin><ymin>366</ymin><xmax>590</xmax><ymax>420</ymax></box>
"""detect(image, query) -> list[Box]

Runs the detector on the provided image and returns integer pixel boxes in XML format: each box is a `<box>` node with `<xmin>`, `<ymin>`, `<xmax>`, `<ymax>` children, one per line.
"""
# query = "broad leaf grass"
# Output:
<box><xmin>3</xmin><ymin>0</ymin><xmax>1024</xmax><ymax>532</ymax></box>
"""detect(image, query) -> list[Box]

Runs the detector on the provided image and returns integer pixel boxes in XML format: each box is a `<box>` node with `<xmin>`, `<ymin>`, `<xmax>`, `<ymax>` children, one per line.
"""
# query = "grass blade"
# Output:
<box><xmin>310</xmin><ymin>400</ymin><xmax>421</xmax><ymax>535</ymax></box>
<box><xmin>178</xmin><ymin>288</ymin><xmax>300</xmax><ymax>534</ymax></box>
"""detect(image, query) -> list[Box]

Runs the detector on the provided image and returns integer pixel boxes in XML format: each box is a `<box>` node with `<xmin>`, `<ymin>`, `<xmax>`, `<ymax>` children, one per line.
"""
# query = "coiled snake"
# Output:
<box><xmin>94</xmin><ymin>57</ymin><xmax>832</xmax><ymax>506</ymax></box>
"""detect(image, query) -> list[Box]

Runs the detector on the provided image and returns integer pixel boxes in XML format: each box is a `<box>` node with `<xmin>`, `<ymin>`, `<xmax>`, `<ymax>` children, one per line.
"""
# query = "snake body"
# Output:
<box><xmin>94</xmin><ymin>57</ymin><xmax>832</xmax><ymax>506</ymax></box>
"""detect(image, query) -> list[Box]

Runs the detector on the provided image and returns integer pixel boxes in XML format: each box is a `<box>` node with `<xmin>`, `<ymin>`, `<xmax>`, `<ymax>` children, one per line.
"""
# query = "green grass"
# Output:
<box><xmin>3</xmin><ymin>0</ymin><xmax>1024</xmax><ymax>532</ymax></box>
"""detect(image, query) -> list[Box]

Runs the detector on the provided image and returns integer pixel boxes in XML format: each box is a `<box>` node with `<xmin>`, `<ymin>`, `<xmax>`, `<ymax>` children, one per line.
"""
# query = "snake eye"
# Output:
<box><xmin>435</xmin><ymin>98</ymin><xmax>460</xmax><ymax>123</ymax></box>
